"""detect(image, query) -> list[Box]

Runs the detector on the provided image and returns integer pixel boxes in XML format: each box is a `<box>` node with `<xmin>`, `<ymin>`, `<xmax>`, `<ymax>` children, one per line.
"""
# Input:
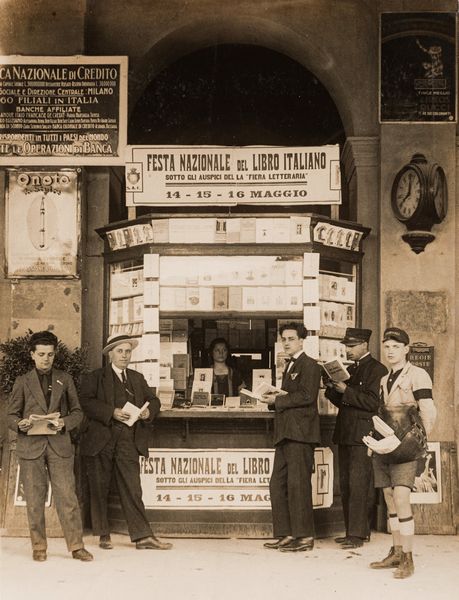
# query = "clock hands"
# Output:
<box><xmin>399</xmin><ymin>173</ymin><xmax>413</xmax><ymax>207</ymax></box>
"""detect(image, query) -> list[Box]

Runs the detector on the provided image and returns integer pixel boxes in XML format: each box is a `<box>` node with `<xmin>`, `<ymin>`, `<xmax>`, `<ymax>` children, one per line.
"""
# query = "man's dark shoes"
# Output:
<box><xmin>99</xmin><ymin>535</ymin><xmax>113</xmax><ymax>550</ymax></box>
<box><xmin>279</xmin><ymin>537</ymin><xmax>314</xmax><ymax>552</ymax></box>
<box><xmin>341</xmin><ymin>535</ymin><xmax>364</xmax><ymax>548</ymax></box>
<box><xmin>135</xmin><ymin>535</ymin><xmax>173</xmax><ymax>550</ymax></box>
<box><xmin>334</xmin><ymin>535</ymin><xmax>348</xmax><ymax>544</ymax></box>
<box><xmin>72</xmin><ymin>547</ymin><xmax>94</xmax><ymax>561</ymax></box>
<box><xmin>263</xmin><ymin>536</ymin><xmax>294</xmax><ymax>550</ymax></box>
<box><xmin>33</xmin><ymin>550</ymin><xmax>47</xmax><ymax>561</ymax></box>
<box><xmin>336</xmin><ymin>534</ymin><xmax>370</xmax><ymax>545</ymax></box>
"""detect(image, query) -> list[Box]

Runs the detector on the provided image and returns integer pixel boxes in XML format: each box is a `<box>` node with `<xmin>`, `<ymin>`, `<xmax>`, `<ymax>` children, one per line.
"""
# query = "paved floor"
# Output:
<box><xmin>1</xmin><ymin>532</ymin><xmax>458</xmax><ymax>600</ymax></box>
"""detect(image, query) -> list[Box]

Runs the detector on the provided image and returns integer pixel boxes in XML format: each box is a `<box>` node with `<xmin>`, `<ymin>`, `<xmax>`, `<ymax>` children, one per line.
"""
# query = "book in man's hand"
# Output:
<box><xmin>27</xmin><ymin>412</ymin><xmax>61</xmax><ymax>435</ymax></box>
<box><xmin>372</xmin><ymin>415</ymin><xmax>395</xmax><ymax>438</ymax></box>
<box><xmin>121</xmin><ymin>401</ymin><xmax>150</xmax><ymax>426</ymax></box>
<box><xmin>322</xmin><ymin>359</ymin><xmax>350</xmax><ymax>382</ymax></box>
<box><xmin>239</xmin><ymin>381</ymin><xmax>287</xmax><ymax>401</ymax></box>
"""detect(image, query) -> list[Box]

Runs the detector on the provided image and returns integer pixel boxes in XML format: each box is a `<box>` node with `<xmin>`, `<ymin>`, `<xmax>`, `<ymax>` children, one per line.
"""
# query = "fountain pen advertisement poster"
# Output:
<box><xmin>6</xmin><ymin>169</ymin><xmax>79</xmax><ymax>277</ymax></box>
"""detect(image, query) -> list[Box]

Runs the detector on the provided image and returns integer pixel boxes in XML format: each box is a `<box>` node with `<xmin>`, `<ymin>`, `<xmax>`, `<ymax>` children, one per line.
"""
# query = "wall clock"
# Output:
<box><xmin>391</xmin><ymin>153</ymin><xmax>448</xmax><ymax>253</ymax></box>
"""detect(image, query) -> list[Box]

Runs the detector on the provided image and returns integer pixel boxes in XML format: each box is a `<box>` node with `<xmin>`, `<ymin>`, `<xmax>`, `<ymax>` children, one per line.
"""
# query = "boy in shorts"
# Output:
<box><xmin>363</xmin><ymin>328</ymin><xmax>436</xmax><ymax>579</ymax></box>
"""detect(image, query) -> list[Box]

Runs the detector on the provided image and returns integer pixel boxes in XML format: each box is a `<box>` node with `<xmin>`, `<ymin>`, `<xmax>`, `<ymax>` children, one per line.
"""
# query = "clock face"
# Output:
<box><xmin>394</xmin><ymin>169</ymin><xmax>421</xmax><ymax>220</ymax></box>
<box><xmin>431</xmin><ymin>166</ymin><xmax>447</xmax><ymax>222</ymax></box>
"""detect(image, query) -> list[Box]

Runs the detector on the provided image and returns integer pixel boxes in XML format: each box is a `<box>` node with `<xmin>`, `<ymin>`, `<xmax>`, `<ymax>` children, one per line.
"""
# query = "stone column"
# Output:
<box><xmin>81</xmin><ymin>168</ymin><xmax>110</xmax><ymax>369</ymax></box>
<box><xmin>342</xmin><ymin>137</ymin><xmax>381</xmax><ymax>353</ymax></box>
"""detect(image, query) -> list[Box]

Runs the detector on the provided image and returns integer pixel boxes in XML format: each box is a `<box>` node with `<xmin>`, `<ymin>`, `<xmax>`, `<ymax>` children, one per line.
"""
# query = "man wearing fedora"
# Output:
<box><xmin>8</xmin><ymin>330</ymin><xmax>93</xmax><ymax>562</ymax></box>
<box><xmin>80</xmin><ymin>334</ymin><xmax>172</xmax><ymax>551</ymax></box>
<box><xmin>325</xmin><ymin>327</ymin><xmax>387</xmax><ymax>549</ymax></box>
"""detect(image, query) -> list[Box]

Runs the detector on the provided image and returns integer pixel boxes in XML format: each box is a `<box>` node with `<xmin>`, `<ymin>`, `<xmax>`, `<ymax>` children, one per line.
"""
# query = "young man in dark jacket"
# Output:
<box><xmin>325</xmin><ymin>327</ymin><xmax>387</xmax><ymax>548</ymax></box>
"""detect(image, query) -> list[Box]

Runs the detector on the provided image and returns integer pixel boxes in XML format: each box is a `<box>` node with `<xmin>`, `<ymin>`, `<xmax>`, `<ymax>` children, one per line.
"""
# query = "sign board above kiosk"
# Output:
<box><xmin>125</xmin><ymin>145</ymin><xmax>341</xmax><ymax>206</ymax></box>
<box><xmin>0</xmin><ymin>55</ymin><xmax>128</xmax><ymax>165</ymax></box>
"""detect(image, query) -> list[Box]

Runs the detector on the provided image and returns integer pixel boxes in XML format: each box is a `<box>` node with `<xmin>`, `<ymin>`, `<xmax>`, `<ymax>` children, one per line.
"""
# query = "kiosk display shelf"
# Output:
<box><xmin>99</xmin><ymin>213</ymin><xmax>369</xmax><ymax>537</ymax></box>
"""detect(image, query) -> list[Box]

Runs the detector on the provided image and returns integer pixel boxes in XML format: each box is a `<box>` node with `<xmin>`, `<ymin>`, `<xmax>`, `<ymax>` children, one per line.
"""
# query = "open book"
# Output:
<box><xmin>27</xmin><ymin>412</ymin><xmax>60</xmax><ymax>435</ymax></box>
<box><xmin>239</xmin><ymin>381</ymin><xmax>287</xmax><ymax>401</ymax></box>
<box><xmin>322</xmin><ymin>359</ymin><xmax>350</xmax><ymax>382</ymax></box>
<box><xmin>122</xmin><ymin>401</ymin><xmax>150</xmax><ymax>427</ymax></box>
<box><xmin>372</xmin><ymin>415</ymin><xmax>395</xmax><ymax>438</ymax></box>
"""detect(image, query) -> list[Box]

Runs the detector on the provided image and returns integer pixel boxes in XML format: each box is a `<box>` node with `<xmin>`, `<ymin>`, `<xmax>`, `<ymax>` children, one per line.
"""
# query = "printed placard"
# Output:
<box><xmin>126</xmin><ymin>145</ymin><xmax>341</xmax><ymax>206</ymax></box>
<box><xmin>140</xmin><ymin>448</ymin><xmax>333</xmax><ymax>510</ymax></box>
<box><xmin>0</xmin><ymin>55</ymin><xmax>128</xmax><ymax>164</ymax></box>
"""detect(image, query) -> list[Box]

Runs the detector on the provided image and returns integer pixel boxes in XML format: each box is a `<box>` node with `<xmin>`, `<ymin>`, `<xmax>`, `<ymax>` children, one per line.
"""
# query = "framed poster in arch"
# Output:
<box><xmin>6</xmin><ymin>169</ymin><xmax>80</xmax><ymax>277</ymax></box>
<box><xmin>380</xmin><ymin>12</ymin><xmax>456</xmax><ymax>122</ymax></box>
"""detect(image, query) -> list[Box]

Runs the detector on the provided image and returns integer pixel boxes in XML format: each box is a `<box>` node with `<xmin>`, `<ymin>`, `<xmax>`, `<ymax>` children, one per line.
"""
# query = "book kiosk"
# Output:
<box><xmin>98</xmin><ymin>213</ymin><xmax>369</xmax><ymax>537</ymax></box>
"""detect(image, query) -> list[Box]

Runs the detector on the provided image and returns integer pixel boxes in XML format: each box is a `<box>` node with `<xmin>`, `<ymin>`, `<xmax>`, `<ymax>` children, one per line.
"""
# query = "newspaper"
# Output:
<box><xmin>26</xmin><ymin>412</ymin><xmax>60</xmax><ymax>435</ymax></box>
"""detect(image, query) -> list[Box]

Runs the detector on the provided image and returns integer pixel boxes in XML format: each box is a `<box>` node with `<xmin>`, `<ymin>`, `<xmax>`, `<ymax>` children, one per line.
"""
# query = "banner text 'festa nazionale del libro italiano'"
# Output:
<box><xmin>126</xmin><ymin>145</ymin><xmax>341</xmax><ymax>206</ymax></box>
<box><xmin>140</xmin><ymin>448</ymin><xmax>334</xmax><ymax>510</ymax></box>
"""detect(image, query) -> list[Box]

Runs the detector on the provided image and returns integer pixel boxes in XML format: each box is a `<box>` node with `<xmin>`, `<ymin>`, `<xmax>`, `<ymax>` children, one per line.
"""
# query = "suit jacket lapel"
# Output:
<box><xmin>128</xmin><ymin>370</ymin><xmax>143</xmax><ymax>408</ymax></box>
<box><xmin>25</xmin><ymin>370</ymin><xmax>48</xmax><ymax>413</ymax></box>
<box><xmin>103</xmin><ymin>364</ymin><xmax>115</xmax><ymax>406</ymax></box>
<box><xmin>48</xmin><ymin>370</ymin><xmax>65</xmax><ymax>413</ymax></box>
<box><xmin>387</xmin><ymin>363</ymin><xmax>410</xmax><ymax>398</ymax></box>
<box><xmin>283</xmin><ymin>353</ymin><xmax>304</xmax><ymax>386</ymax></box>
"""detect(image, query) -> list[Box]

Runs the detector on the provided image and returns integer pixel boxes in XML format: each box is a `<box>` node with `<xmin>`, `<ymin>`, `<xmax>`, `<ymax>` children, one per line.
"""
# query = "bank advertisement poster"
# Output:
<box><xmin>380</xmin><ymin>13</ymin><xmax>456</xmax><ymax>122</ymax></box>
<box><xmin>125</xmin><ymin>145</ymin><xmax>341</xmax><ymax>206</ymax></box>
<box><xmin>6</xmin><ymin>169</ymin><xmax>79</xmax><ymax>277</ymax></box>
<box><xmin>0</xmin><ymin>55</ymin><xmax>127</xmax><ymax>164</ymax></box>
<box><xmin>140</xmin><ymin>448</ymin><xmax>333</xmax><ymax>510</ymax></box>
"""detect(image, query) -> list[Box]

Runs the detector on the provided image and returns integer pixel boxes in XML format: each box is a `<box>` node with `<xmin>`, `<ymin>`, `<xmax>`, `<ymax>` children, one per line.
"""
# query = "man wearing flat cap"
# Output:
<box><xmin>80</xmin><ymin>334</ymin><xmax>172</xmax><ymax>550</ymax></box>
<box><xmin>325</xmin><ymin>327</ymin><xmax>387</xmax><ymax>548</ymax></box>
<box><xmin>364</xmin><ymin>327</ymin><xmax>436</xmax><ymax>579</ymax></box>
<box><xmin>8</xmin><ymin>330</ymin><xmax>93</xmax><ymax>562</ymax></box>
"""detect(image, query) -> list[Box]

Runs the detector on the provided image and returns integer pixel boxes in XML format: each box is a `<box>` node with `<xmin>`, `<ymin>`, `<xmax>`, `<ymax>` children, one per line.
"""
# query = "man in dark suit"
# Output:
<box><xmin>80</xmin><ymin>334</ymin><xmax>172</xmax><ymax>551</ymax></box>
<box><xmin>260</xmin><ymin>322</ymin><xmax>321</xmax><ymax>552</ymax></box>
<box><xmin>325</xmin><ymin>327</ymin><xmax>387</xmax><ymax>548</ymax></box>
<box><xmin>8</xmin><ymin>330</ymin><xmax>93</xmax><ymax>562</ymax></box>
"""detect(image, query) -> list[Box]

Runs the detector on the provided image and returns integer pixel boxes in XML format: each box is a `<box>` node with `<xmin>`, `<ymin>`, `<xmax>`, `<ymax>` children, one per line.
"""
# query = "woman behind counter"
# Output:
<box><xmin>208</xmin><ymin>337</ymin><xmax>245</xmax><ymax>396</ymax></box>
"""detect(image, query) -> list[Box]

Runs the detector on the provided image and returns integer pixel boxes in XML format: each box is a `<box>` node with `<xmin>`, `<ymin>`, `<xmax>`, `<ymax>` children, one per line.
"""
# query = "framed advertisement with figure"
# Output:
<box><xmin>411</xmin><ymin>442</ymin><xmax>442</xmax><ymax>504</ymax></box>
<box><xmin>14</xmin><ymin>464</ymin><xmax>52</xmax><ymax>507</ymax></box>
<box><xmin>6</xmin><ymin>169</ymin><xmax>80</xmax><ymax>277</ymax></box>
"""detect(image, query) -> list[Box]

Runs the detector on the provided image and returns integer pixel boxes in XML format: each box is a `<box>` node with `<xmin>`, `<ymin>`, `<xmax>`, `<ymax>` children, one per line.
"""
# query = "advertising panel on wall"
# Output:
<box><xmin>411</xmin><ymin>442</ymin><xmax>442</xmax><ymax>504</ymax></box>
<box><xmin>380</xmin><ymin>12</ymin><xmax>456</xmax><ymax>122</ymax></box>
<box><xmin>0</xmin><ymin>56</ymin><xmax>127</xmax><ymax>164</ymax></box>
<box><xmin>125</xmin><ymin>145</ymin><xmax>341</xmax><ymax>206</ymax></box>
<box><xmin>6</xmin><ymin>169</ymin><xmax>80</xmax><ymax>277</ymax></box>
<box><xmin>140</xmin><ymin>448</ymin><xmax>333</xmax><ymax>510</ymax></box>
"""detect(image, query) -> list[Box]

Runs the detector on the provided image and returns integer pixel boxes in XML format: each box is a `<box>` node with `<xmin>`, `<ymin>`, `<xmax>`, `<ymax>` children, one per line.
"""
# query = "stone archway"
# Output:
<box><xmin>128</xmin><ymin>43</ymin><xmax>349</xmax><ymax>219</ymax></box>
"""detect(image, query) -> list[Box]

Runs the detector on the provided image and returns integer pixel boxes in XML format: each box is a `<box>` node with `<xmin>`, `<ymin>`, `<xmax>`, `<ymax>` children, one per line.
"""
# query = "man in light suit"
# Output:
<box><xmin>260</xmin><ymin>322</ymin><xmax>321</xmax><ymax>552</ymax></box>
<box><xmin>80</xmin><ymin>334</ymin><xmax>172</xmax><ymax>551</ymax></box>
<box><xmin>8</xmin><ymin>330</ymin><xmax>93</xmax><ymax>562</ymax></box>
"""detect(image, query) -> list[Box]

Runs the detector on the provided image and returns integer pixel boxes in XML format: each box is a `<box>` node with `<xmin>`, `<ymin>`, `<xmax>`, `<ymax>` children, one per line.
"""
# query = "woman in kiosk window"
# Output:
<box><xmin>208</xmin><ymin>338</ymin><xmax>245</xmax><ymax>397</ymax></box>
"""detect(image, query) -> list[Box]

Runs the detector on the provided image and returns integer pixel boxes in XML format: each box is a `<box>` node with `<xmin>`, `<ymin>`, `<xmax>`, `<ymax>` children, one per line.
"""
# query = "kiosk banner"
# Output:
<box><xmin>125</xmin><ymin>145</ymin><xmax>341</xmax><ymax>206</ymax></box>
<box><xmin>0</xmin><ymin>56</ymin><xmax>127</xmax><ymax>164</ymax></box>
<box><xmin>140</xmin><ymin>448</ymin><xmax>333</xmax><ymax>510</ymax></box>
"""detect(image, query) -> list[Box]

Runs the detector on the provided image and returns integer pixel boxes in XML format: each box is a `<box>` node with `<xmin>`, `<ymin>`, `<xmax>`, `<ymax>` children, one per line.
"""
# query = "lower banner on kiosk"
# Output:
<box><xmin>140</xmin><ymin>447</ymin><xmax>333</xmax><ymax>510</ymax></box>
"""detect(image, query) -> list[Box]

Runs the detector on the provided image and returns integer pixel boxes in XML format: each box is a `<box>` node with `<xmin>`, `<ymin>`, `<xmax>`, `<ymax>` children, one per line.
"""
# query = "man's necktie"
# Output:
<box><xmin>121</xmin><ymin>370</ymin><xmax>134</xmax><ymax>397</ymax></box>
<box><xmin>284</xmin><ymin>356</ymin><xmax>296</xmax><ymax>375</ymax></box>
<box><xmin>39</xmin><ymin>371</ymin><xmax>52</xmax><ymax>407</ymax></box>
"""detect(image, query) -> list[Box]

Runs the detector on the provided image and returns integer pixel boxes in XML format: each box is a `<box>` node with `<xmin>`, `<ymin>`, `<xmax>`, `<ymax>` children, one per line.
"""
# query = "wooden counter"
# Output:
<box><xmin>108</xmin><ymin>411</ymin><xmax>344</xmax><ymax>538</ymax></box>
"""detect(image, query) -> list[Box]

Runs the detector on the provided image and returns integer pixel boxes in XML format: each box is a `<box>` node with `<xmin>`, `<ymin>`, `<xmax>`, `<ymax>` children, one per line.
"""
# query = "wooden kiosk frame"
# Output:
<box><xmin>97</xmin><ymin>213</ymin><xmax>369</xmax><ymax>537</ymax></box>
